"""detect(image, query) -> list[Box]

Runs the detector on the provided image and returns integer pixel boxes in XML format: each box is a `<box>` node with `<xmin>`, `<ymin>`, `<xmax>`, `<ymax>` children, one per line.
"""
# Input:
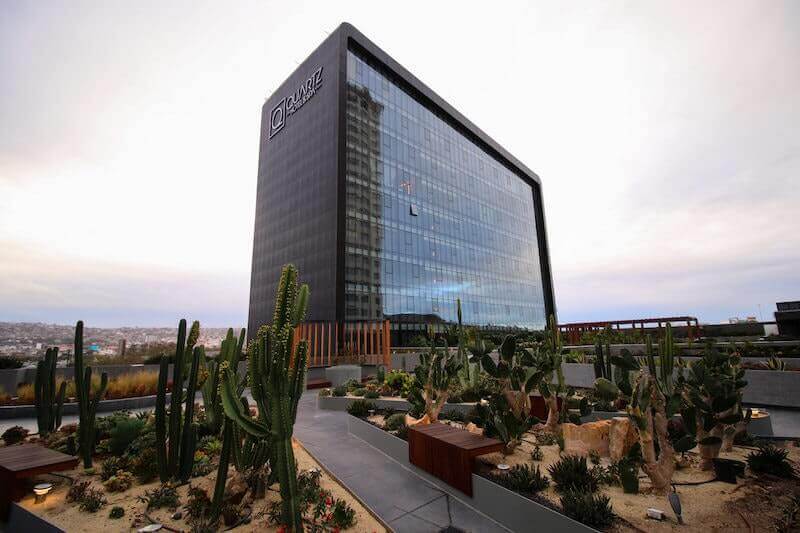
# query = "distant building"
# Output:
<box><xmin>775</xmin><ymin>301</ymin><xmax>800</xmax><ymax>337</ymax></box>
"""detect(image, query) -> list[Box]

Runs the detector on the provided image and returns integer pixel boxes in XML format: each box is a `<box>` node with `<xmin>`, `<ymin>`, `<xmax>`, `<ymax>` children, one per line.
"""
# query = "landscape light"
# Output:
<box><xmin>33</xmin><ymin>482</ymin><xmax>53</xmax><ymax>503</ymax></box>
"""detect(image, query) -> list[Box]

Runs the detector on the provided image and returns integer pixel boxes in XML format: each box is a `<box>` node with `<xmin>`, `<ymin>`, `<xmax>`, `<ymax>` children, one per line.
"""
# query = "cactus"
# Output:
<box><xmin>34</xmin><ymin>347</ymin><xmax>67</xmax><ymax>437</ymax></box>
<box><xmin>154</xmin><ymin>319</ymin><xmax>203</xmax><ymax>482</ymax></box>
<box><xmin>593</xmin><ymin>339</ymin><xmax>612</xmax><ymax>380</ymax></box>
<box><xmin>74</xmin><ymin>321</ymin><xmax>108</xmax><ymax>468</ymax></box>
<box><xmin>410</xmin><ymin>326</ymin><xmax>463</xmax><ymax>422</ymax></box>
<box><xmin>219</xmin><ymin>264</ymin><xmax>309</xmax><ymax>531</ymax></box>
<box><xmin>454</xmin><ymin>299</ymin><xmax>481</xmax><ymax>392</ymax></box>
<box><xmin>534</xmin><ymin>315</ymin><xmax>566</xmax><ymax>431</ymax></box>
<box><xmin>680</xmin><ymin>339</ymin><xmax>750</xmax><ymax>467</ymax></box>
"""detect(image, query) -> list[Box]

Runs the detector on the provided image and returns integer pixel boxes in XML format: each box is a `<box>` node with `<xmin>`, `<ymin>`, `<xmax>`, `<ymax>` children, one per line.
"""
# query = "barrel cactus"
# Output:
<box><xmin>219</xmin><ymin>264</ymin><xmax>309</xmax><ymax>531</ymax></box>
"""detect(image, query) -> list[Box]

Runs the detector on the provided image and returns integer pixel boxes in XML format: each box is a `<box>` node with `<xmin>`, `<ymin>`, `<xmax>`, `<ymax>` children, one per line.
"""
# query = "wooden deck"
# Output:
<box><xmin>0</xmin><ymin>443</ymin><xmax>79</xmax><ymax>519</ymax></box>
<box><xmin>408</xmin><ymin>423</ymin><xmax>503</xmax><ymax>496</ymax></box>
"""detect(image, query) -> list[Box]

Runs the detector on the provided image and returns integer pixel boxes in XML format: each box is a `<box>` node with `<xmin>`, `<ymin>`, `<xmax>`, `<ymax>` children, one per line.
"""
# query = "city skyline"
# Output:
<box><xmin>1</xmin><ymin>1</ymin><xmax>799</xmax><ymax>328</ymax></box>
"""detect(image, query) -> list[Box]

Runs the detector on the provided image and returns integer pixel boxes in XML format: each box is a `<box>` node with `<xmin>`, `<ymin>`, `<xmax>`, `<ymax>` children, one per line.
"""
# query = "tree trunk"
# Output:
<box><xmin>639</xmin><ymin>377</ymin><xmax>675</xmax><ymax>494</ymax></box>
<box><xmin>544</xmin><ymin>395</ymin><xmax>560</xmax><ymax>431</ymax></box>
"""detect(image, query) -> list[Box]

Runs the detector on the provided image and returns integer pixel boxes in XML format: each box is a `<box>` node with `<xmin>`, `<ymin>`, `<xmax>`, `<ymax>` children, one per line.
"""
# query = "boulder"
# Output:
<box><xmin>465</xmin><ymin>422</ymin><xmax>483</xmax><ymax>436</ymax></box>
<box><xmin>609</xmin><ymin>417</ymin><xmax>638</xmax><ymax>461</ymax></box>
<box><xmin>405</xmin><ymin>413</ymin><xmax>431</xmax><ymax>427</ymax></box>
<box><xmin>563</xmin><ymin>420</ymin><xmax>611</xmax><ymax>457</ymax></box>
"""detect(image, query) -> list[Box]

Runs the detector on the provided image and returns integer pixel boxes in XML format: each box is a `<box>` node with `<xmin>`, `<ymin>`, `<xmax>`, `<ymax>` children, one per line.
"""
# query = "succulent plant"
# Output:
<box><xmin>74</xmin><ymin>321</ymin><xmax>109</xmax><ymax>468</ymax></box>
<box><xmin>34</xmin><ymin>347</ymin><xmax>66</xmax><ymax>438</ymax></box>
<box><xmin>409</xmin><ymin>329</ymin><xmax>462</xmax><ymax>422</ymax></box>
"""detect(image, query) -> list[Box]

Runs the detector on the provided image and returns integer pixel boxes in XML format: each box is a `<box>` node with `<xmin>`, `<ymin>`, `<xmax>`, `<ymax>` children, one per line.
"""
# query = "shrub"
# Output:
<box><xmin>342</xmin><ymin>379</ymin><xmax>361</xmax><ymax>391</ymax></box>
<box><xmin>447</xmin><ymin>393</ymin><xmax>463</xmax><ymax>403</ymax></box>
<box><xmin>79</xmin><ymin>488</ymin><xmax>107</xmax><ymax>513</ymax></box>
<box><xmin>101</xmin><ymin>456</ymin><xmax>131</xmax><ymax>481</ymax></box>
<box><xmin>109</xmin><ymin>417</ymin><xmax>145</xmax><ymax>455</ymax></box>
<box><xmin>109</xmin><ymin>506</ymin><xmax>125</xmax><ymax>519</ymax></box>
<box><xmin>199</xmin><ymin>436</ymin><xmax>223</xmax><ymax>455</ymax></box>
<box><xmin>103</xmin><ymin>470</ymin><xmax>135</xmax><ymax>492</ymax></box>
<box><xmin>318</xmin><ymin>388</ymin><xmax>331</xmax><ymax>397</ymax></box>
<box><xmin>384</xmin><ymin>413</ymin><xmax>406</xmax><ymax>431</ymax></box>
<box><xmin>376</xmin><ymin>366</ymin><xmax>386</xmax><ymax>384</ymax></box>
<box><xmin>346</xmin><ymin>399</ymin><xmax>375</xmax><ymax>417</ymax></box>
<box><xmin>385</xmin><ymin>370</ymin><xmax>411</xmax><ymax>392</ymax></box>
<box><xmin>16</xmin><ymin>384</ymin><xmax>35</xmax><ymax>404</ymax></box>
<box><xmin>747</xmin><ymin>443</ymin><xmax>795</xmax><ymax>478</ymax></box>
<box><xmin>139</xmin><ymin>484</ymin><xmax>180</xmax><ymax>509</ymax></box>
<box><xmin>559</xmin><ymin>491</ymin><xmax>614</xmax><ymax>528</ymax></box>
<box><xmin>364</xmin><ymin>390</ymin><xmax>380</xmax><ymax>399</ymax></box>
<box><xmin>548</xmin><ymin>455</ymin><xmax>599</xmax><ymax>493</ymax></box>
<box><xmin>0</xmin><ymin>357</ymin><xmax>24</xmax><ymax>369</ymax></box>
<box><xmin>489</xmin><ymin>464</ymin><xmax>549</xmax><ymax>494</ymax></box>
<box><xmin>332</xmin><ymin>385</ymin><xmax>347</xmax><ymax>397</ymax></box>
<box><xmin>67</xmin><ymin>480</ymin><xmax>91</xmax><ymax>503</ymax></box>
<box><xmin>1</xmin><ymin>425</ymin><xmax>28</xmax><ymax>445</ymax></box>
<box><xmin>536</xmin><ymin>432</ymin><xmax>558</xmax><ymax>446</ymax></box>
<box><xmin>352</xmin><ymin>388</ymin><xmax>366</xmax><ymax>397</ymax></box>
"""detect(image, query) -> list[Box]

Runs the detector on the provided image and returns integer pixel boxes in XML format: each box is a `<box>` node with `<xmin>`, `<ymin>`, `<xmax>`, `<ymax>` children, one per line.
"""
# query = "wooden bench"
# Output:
<box><xmin>0</xmin><ymin>443</ymin><xmax>79</xmax><ymax>519</ymax></box>
<box><xmin>408</xmin><ymin>423</ymin><xmax>503</xmax><ymax>496</ymax></box>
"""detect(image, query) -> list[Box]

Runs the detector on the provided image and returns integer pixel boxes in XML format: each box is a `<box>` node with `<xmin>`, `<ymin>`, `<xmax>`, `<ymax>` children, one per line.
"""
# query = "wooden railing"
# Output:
<box><xmin>293</xmin><ymin>320</ymin><xmax>391</xmax><ymax>369</ymax></box>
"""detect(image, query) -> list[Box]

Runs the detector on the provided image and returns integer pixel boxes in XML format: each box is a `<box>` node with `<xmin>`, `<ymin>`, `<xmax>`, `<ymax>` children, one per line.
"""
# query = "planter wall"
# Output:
<box><xmin>5</xmin><ymin>503</ymin><xmax>63</xmax><ymax>533</ymax></box>
<box><xmin>318</xmin><ymin>394</ymin><xmax>476</xmax><ymax>418</ymax></box>
<box><xmin>0</xmin><ymin>392</ymin><xmax>173</xmax><ymax>419</ymax></box>
<box><xmin>347</xmin><ymin>415</ymin><xmax>594</xmax><ymax>532</ymax></box>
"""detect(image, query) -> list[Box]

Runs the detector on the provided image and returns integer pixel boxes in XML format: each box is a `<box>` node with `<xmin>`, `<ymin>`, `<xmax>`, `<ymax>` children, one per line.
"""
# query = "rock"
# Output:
<box><xmin>465</xmin><ymin>422</ymin><xmax>483</xmax><ymax>436</ymax></box>
<box><xmin>609</xmin><ymin>417</ymin><xmax>638</xmax><ymax>461</ymax></box>
<box><xmin>563</xmin><ymin>420</ymin><xmax>611</xmax><ymax>457</ymax></box>
<box><xmin>171</xmin><ymin>511</ymin><xmax>182</xmax><ymax>520</ymax></box>
<box><xmin>224</xmin><ymin>472</ymin><xmax>249</xmax><ymax>505</ymax></box>
<box><xmin>405</xmin><ymin>413</ymin><xmax>431</xmax><ymax>427</ymax></box>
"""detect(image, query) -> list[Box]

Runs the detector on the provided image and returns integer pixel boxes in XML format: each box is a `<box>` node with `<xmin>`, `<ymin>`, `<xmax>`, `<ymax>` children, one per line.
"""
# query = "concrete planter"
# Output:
<box><xmin>742</xmin><ymin>370</ymin><xmax>800</xmax><ymax>408</ymax></box>
<box><xmin>347</xmin><ymin>415</ymin><xmax>594</xmax><ymax>532</ymax></box>
<box><xmin>0</xmin><ymin>392</ymin><xmax>172</xmax><ymax>419</ymax></box>
<box><xmin>324</xmin><ymin>365</ymin><xmax>362</xmax><ymax>388</ymax></box>
<box><xmin>5</xmin><ymin>503</ymin><xmax>63</xmax><ymax>532</ymax></box>
<box><xmin>318</xmin><ymin>393</ymin><xmax>476</xmax><ymax>418</ymax></box>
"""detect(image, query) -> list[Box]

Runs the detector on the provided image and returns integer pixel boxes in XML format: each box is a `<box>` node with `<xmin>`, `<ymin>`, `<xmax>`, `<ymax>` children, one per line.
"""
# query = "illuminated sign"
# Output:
<box><xmin>268</xmin><ymin>67</ymin><xmax>323</xmax><ymax>139</ymax></box>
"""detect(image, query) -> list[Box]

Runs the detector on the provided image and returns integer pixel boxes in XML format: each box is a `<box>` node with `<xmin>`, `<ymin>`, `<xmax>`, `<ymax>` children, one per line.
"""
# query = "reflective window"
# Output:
<box><xmin>344</xmin><ymin>49</ymin><xmax>546</xmax><ymax>329</ymax></box>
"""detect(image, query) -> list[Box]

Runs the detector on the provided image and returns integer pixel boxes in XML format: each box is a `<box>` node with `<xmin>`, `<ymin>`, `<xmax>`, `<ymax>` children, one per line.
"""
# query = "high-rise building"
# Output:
<box><xmin>248</xmin><ymin>23</ymin><xmax>555</xmax><ymax>341</ymax></box>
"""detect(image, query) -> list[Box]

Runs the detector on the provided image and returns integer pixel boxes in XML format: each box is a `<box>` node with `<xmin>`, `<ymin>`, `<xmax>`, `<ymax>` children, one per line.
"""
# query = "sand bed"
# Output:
<box><xmin>21</xmin><ymin>439</ymin><xmax>386</xmax><ymax>532</ymax></box>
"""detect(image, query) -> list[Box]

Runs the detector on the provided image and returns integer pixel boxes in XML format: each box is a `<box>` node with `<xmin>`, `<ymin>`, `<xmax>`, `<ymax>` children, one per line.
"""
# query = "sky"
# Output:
<box><xmin>1</xmin><ymin>0</ymin><xmax>798</xmax><ymax>328</ymax></box>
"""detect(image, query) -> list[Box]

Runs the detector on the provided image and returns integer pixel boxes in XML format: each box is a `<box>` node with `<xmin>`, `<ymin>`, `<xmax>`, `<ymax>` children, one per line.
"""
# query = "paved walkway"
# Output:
<box><xmin>294</xmin><ymin>392</ymin><xmax>507</xmax><ymax>533</ymax></box>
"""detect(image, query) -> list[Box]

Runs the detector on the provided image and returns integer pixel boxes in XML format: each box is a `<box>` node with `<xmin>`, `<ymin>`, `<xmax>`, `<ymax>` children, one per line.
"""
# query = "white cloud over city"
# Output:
<box><xmin>1</xmin><ymin>0</ymin><xmax>798</xmax><ymax>327</ymax></box>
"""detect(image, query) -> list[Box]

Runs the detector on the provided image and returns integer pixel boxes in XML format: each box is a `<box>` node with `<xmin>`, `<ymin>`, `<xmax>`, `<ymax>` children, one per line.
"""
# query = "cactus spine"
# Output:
<box><xmin>220</xmin><ymin>264</ymin><xmax>309</xmax><ymax>531</ymax></box>
<box><xmin>74</xmin><ymin>321</ymin><xmax>108</xmax><ymax>468</ymax></box>
<box><xmin>155</xmin><ymin>319</ymin><xmax>202</xmax><ymax>482</ymax></box>
<box><xmin>34</xmin><ymin>347</ymin><xmax>66</xmax><ymax>437</ymax></box>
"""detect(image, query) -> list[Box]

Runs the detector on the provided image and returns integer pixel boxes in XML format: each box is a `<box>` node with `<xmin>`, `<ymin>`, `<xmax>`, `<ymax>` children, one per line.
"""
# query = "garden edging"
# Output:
<box><xmin>0</xmin><ymin>392</ymin><xmax>172</xmax><ymax>420</ymax></box>
<box><xmin>347</xmin><ymin>414</ymin><xmax>595</xmax><ymax>533</ymax></box>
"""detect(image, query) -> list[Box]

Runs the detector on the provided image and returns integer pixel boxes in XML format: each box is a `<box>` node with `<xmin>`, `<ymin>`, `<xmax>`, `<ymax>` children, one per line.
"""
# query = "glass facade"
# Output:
<box><xmin>344</xmin><ymin>49</ymin><xmax>546</xmax><ymax>330</ymax></box>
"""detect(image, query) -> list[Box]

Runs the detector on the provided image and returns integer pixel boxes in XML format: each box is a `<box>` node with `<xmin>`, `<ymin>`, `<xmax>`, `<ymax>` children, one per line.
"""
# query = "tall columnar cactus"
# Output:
<box><xmin>680</xmin><ymin>339</ymin><xmax>750</xmax><ymax>468</ymax></box>
<box><xmin>74</xmin><ymin>321</ymin><xmax>108</xmax><ymax>468</ymax></box>
<box><xmin>219</xmin><ymin>264</ymin><xmax>310</xmax><ymax>531</ymax></box>
<box><xmin>155</xmin><ymin>319</ymin><xmax>203</xmax><ymax>482</ymax></box>
<box><xmin>593</xmin><ymin>339</ymin><xmax>612</xmax><ymax>380</ymax></box>
<box><xmin>34</xmin><ymin>347</ymin><xmax>66</xmax><ymax>437</ymax></box>
<box><xmin>454</xmin><ymin>299</ymin><xmax>481</xmax><ymax>392</ymax></box>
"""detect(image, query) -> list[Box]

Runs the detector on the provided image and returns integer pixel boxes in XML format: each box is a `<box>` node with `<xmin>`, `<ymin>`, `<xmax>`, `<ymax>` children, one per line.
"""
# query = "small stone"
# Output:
<box><xmin>465</xmin><ymin>422</ymin><xmax>483</xmax><ymax>435</ymax></box>
<box><xmin>171</xmin><ymin>511</ymin><xmax>182</xmax><ymax>520</ymax></box>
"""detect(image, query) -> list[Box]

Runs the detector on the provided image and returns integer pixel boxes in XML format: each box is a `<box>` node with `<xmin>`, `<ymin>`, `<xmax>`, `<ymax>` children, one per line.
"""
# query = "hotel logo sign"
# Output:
<box><xmin>268</xmin><ymin>67</ymin><xmax>323</xmax><ymax>139</ymax></box>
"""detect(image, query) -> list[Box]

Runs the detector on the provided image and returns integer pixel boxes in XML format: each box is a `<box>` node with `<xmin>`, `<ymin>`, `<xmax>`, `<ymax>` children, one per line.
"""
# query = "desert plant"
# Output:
<box><xmin>1</xmin><ymin>425</ymin><xmax>28</xmax><ymax>445</ymax></box>
<box><xmin>480</xmin><ymin>394</ymin><xmax>536</xmax><ymax>454</ymax></box>
<box><xmin>762</xmin><ymin>355</ymin><xmax>787</xmax><ymax>371</ymax></box>
<box><xmin>376</xmin><ymin>365</ymin><xmax>386</xmax><ymax>385</ymax></box>
<box><xmin>73</xmin><ymin>321</ymin><xmax>109</xmax><ymax>468</ymax></box>
<box><xmin>103</xmin><ymin>470</ymin><xmax>135</xmax><ymax>492</ymax></box>
<box><xmin>34</xmin><ymin>347</ymin><xmax>67</xmax><ymax>437</ymax></box>
<box><xmin>534</xmin><ymin>316</ymin><xmax>567</xmax><ymax>431</ymax></box>
<box><xmin>109</xmin><ymin>506</ymin><xmax>125</xmax><ymax>519</ymax></box>
<box><xmin>109</xmin><ymin>417</ymin><xmax>145</xmax><ymax>455</ymax></box>
<box><xmin>200</xmin><ymin>435</ymin><xmax>223</xmax><ymax>455</ymax></box>
<box><xmin>363</xmin><ymin>390</ymin><xmax>380</xmax><ymax>399</ymax></box>
<box><xmin>219</xmin><ymin>264</ymin><xmax>309</xmax><ymax>531</ymax></box>
<box><xmin>78</xmin><ymin>487</ymin><xmax>107</xmax><ymax>513</ymax></box>
<box><xmin>409</xmin><ymin>331</ymin><xmax>462</xmax><ymax>422</ymax></box>
<box><xmin>548</xmin><ymin>455</ymin><xmax>599</xmax><ymax>494</ymax></box>
<box><xmin>681</xmin><ymin>338</ymin><xmax>750</xmax><ymax>466</ymax></box>
<box><xmin>559</xmin><ymin>490</ymin><xmax>614</xmax><ymax>528</ymax></box>
<box><xmin>489</xmin><ymin>464</ymin><xmax>549</xmax><ymax>494</ymax></box>
<box><xmin>531</xmin><ymin>445</ymin><xmax>544</xmax><ymax>461</ymax></box>
<box><xmin>346</xmin><ymin>399</ymin><xmax>375</xmax><ymax>417</ymax></box>
<box><xmin>101</xmin><ymin>456</ymin><xmax>131</xmax><ymax>481</ymax></box>
<box><xmin>139</xmin><ymin>483</ymin><xmax>180</xmax><ymax>510</ymax></box>
<box><xmin>154</xmin><ymin>319</ymin><xmax>203</xmax><ymax>483</ymax></box>
<box><xmin>385</xmin><ymin>370</ymin><xmax>411</xmax><ymax>393</ymax></box>
<box><xmin>332</xmin><ymin>385</ymin><xmax>347</xmax><ymax>397</ymax></box>
<box><xmin>384</xmin><ymin>413</ymin><xmax>406</xmax><ymax>431</ymax></box>
<box><xmin>318</xmin><ymin>388</ymin><xmax>331</xmax><ymax>397</ymax></box>
<box><xmin>747</xmin><ymin>443</ymin><xmax>795</xmax><ymax>478</ymax></box>
<box><xmin>352</xmin><ymin>387</ymin><xmax>366</xmax><ymax>397</ymax></box>
<box><xmin>593</xmin><ymin>339</ymin><xmax>612</xmax><ymax>380</ymax></box>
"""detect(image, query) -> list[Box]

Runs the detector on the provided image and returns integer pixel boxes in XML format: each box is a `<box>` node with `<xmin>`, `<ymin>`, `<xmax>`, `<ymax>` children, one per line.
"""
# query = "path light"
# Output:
<box><xmin>496</xmin><ymin>464</ymin><xmax>510</xmax><ymax>471</ymax></box>
<box><xmin>33</xmin><ymin>482</ymin><xmax>53</xmax><ymax>503</ymax></box>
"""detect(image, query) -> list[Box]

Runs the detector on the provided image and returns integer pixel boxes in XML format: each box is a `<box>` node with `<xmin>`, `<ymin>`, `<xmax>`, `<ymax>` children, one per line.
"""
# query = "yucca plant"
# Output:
<box><xmin>489</xmin><ymin>464</ymin><xmax>549</xmax><ymax>494</ymax></box>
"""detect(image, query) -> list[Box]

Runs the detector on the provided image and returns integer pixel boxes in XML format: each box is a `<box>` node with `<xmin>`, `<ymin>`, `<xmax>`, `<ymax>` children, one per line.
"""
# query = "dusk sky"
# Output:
<box><xmin>1</xmin><ymin>1</ymin><xmax>798</xmax><ymax>328</ymax></box>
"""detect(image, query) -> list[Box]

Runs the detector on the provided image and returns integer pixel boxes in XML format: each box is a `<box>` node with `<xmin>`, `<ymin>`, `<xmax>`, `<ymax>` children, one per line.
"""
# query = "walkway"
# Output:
<box><xmin>294</xmin><ymin>392</ymin><xmax>507</xmax><ymax>532</ymax></box>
